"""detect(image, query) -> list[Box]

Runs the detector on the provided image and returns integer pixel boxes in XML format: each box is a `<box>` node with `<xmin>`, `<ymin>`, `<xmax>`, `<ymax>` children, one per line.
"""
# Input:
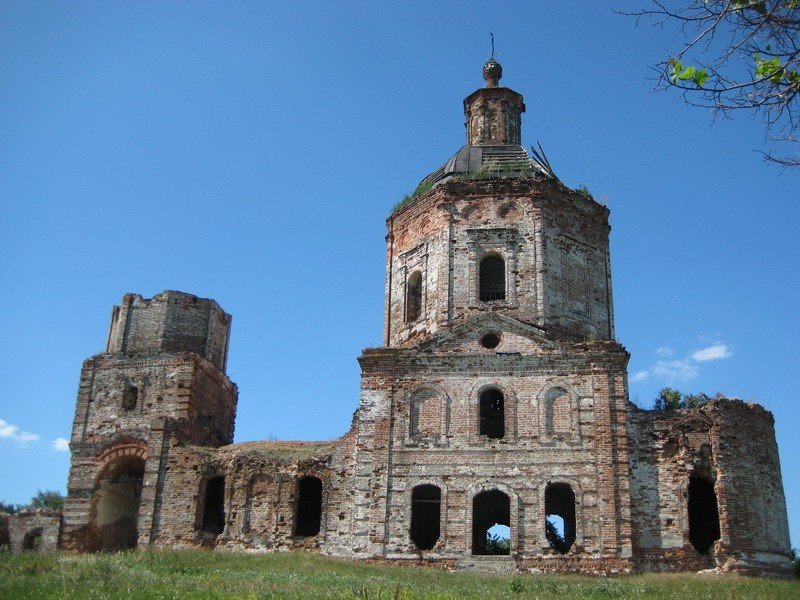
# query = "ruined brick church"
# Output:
<box><xmin>39</xmin><ymin>60</ymin><xmax>791</xmax><ymax>574</ymax></box>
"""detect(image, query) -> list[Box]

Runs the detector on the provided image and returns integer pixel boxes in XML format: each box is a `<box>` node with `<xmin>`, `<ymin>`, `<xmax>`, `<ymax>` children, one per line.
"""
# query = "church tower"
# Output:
<box><xmin>61</xmin><ymin>291</ymin><xmax>238</xmax><ymax>551</ymax></box>
<box><xmin>353</xmin><ymin>60</ymin><xmax>633</xmax><ymax>567</ymax></box>
<box><xmin>385</xmin><ymin>58</ymin><xmax>614</xmax><ymax>349</ymax></box>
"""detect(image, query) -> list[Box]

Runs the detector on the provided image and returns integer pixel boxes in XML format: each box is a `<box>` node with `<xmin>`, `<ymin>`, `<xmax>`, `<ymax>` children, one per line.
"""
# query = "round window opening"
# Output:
<box><xmin>480</xmin><ymin>332</ymin><xmax>501</xmax><ymax>349</ymax></box>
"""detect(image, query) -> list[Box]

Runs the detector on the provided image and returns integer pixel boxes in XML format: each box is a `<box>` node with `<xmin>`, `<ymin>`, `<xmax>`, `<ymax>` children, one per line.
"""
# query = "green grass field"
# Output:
<box><xmin>1</xmin><ymin>550</ymin><xmax>797</xmax><ymax>599</ymax></box>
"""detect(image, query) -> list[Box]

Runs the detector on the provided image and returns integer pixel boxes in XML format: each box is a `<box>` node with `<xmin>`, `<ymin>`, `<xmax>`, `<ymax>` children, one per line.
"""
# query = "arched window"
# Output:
<box><xmin>479</xmin><ymin>388</ymin><xmax>504</xmax><ymax>439</ymax></box>
<box><xmin>22</xmin><ymin>528</ymin><xmax>42</xmax><ymax>552</ymax></box>
<box><xmin>479</xmin><ymin>255</ymin><xmax>505</xmax><ymax>302</ymax></box>
<box><xmin>410</xmin><ymin>389</ymin><xmax>441</xmax><ymax>439</ymax></box>
<box><xmin>295</xmin><ymin>476</ymin><xmax>323</xmax><ymax>537</ymax></box>
<box><xmin>410</xmin><ymin>484</ymin><xmax>441</xmax><ymax>550</ymax></box>
<box><xmin>406</xmin><ymin>271</ymin><xmax>422</xmax><ymax>322</ymax></box>
<box><xmin>546</xmin><ymin>388</ymin><xmax>570</xmax><ymax>435</ymax></box>
<box><xmin>122</xmin><ymin>385</ymin><xmax>138</xmax><ymax>411</ymax></box>
<box><xmin>244</xmin><ymin>475</ymin><xmax>271</xmax><ymax>534</ymax></box>
<box><xmin>472</xmin><ymin>489</ymin><xmax>510</xmax><ymax>555</ymax></box>
<box><xmin>687</xmin><ymin>476</ymin><xmax>720</xmax><ymax>554</ymax></box>
<box><xmin>545</xmin><ymin>483</ymin><xmax>576</xmax><ymax>553</ymax></box>
<box><xmin>200</xmin><ymin>476</ymin><xmax>226</xmax><ymax>535</ymax></box>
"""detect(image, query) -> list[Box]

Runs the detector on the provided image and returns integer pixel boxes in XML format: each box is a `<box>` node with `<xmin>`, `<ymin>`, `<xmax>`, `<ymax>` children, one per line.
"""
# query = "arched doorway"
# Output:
<box><xmin>90</xmin><ymin>455</ymin><xmax>145</xmax><ymax>551</ymax></box>
<box><xmin>472</xmin><ymin>489</ymin><xmax>510</xmax><ymax>555</ymax></box>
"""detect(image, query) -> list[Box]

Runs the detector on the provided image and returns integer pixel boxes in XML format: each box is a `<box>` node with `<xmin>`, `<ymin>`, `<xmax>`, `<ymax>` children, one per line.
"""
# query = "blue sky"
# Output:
<box><xmin>1</xmin><ymin>2</ymin><xmax>797</xmax><ymax>548</ymax></box>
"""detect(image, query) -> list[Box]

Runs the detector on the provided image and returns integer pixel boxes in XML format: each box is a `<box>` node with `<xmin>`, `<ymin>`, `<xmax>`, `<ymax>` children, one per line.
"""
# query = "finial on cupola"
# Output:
<box><xmin>483</xmin><ymin>33</ymin><xmax>502</xmax><ymax>87</ymax></box>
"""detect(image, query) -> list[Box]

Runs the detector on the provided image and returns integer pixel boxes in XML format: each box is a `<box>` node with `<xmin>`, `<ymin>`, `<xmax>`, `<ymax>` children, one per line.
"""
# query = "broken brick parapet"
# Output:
<box><xmin>5</xmin><ymin>510</ymin><xmax>61</xmax><ymax>553</ymax></box>
<box><xmin>628</xmin><ymin>399</ymin><xmax>792</xmax><ymax>575</ymax></box>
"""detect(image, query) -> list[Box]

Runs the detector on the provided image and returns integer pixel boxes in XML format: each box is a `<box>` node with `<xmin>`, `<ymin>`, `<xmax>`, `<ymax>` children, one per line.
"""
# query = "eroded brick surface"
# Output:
<box><xmin>49</xmin><ymin>61</ymin><xmax>792</xmax><ymax>576</ymax></box>
<box><xmin>4</xmin><ymin>510</ymin><xmax>61</xmax><ymax>552</ymax></box>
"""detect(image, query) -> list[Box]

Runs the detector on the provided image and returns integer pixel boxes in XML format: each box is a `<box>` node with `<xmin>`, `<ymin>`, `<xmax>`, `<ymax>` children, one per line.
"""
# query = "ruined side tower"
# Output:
<box><xmin>62</xmin><ymin>291</ymin><xmax>237</xmax><ymax>551</ymax></box>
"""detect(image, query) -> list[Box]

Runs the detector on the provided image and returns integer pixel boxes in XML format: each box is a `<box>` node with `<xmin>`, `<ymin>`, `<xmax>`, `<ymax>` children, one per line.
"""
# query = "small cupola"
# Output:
<box><xmin>463</xmin><ymin>59</ymin><xmax>526</xmax><ymax>146</ymax></box>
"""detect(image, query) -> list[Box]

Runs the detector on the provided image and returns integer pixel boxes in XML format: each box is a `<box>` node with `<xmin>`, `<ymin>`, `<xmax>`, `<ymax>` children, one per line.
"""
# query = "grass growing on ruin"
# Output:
<box><xmin>1</xmin><ymin>550</ymin><xmax>798</xmax><ymax>599</ymax></box>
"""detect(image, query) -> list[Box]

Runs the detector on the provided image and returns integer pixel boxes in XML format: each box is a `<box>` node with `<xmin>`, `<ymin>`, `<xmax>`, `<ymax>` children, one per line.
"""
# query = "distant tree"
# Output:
<box><xmin>545</xmin><ymin>519</ymin><xmax>570</xmax><ymax>554</ymax></box>
<box><xmin>624</xmin><ymin>1</ymin><xmax>800</xmax><ymax>168</ymax></box>
<box><xmin>654</xmin><ymin>387</ymin><xmax>684</xmax><ymax>410</ymax></box>
<box><xmin>0</xmin><ymin>500</ymin><xmax>18</xmax><ymax>514</ymax></box>
<box><xmin>27</xmin><ymin>490</ymin><xmax>64</xmax><ymax>511</ymax></box>
<box><xmin>683</xmin><ymin>392</ymin><xmax>711</xmax><ymax>408</ymax></box>
<box><xmin>654</xmin><ymin>387</ymin><xmax>711</xmax><ymax>410</ymax></box>
<box><xmin>484</xmin><ymin>532</ymin><xmax>510</xmax><ymax>555</ymax></box>
<box><xmin>792</xmin><ymin>547</ymin><xmax>800</xmax><ymax>577</ymax></box>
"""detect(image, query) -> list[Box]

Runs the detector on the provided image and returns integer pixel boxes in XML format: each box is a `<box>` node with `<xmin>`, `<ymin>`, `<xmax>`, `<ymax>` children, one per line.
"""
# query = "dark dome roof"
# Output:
<box><xmin>418</xmin><ymin>144</ymin><xmax>547</xmax><ymax>189</ymax></box>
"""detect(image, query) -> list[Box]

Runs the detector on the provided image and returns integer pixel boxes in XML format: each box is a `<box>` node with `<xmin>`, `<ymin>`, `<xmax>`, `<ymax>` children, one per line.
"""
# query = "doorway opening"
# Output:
<box><xmin>472</xmin><ymin>489</ymin><xmax>510</xmax><ymax>555</ymax></box>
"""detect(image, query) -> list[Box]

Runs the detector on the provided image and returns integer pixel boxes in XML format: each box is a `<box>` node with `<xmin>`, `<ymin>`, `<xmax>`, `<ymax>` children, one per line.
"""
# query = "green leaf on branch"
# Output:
<box><xmin>731</xmin><ymin>0</ymin><xmax>767</xmax><ymax>13</ymax></box>
<box><xmin>669</xmin><ymin>60</ymin><xmax>708</xmax><ymax>88</ymax></box>
<box><xmin>693</xmin><ymin>68</ymin><xmax>709</xmax><ymax>87</ymax></box>
<box><xmin>755</xmin><ymin>53</ymin><xmax>786</xmax><ymax>84</ymax></box>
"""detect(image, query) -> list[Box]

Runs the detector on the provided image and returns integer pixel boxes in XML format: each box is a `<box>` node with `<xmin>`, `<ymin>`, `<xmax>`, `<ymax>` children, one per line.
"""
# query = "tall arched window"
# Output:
<box><xmin>687</xmin><ymin>476</ymin><xmax>720</xmax><ymax>554</ymax></box>
<box><xmin>410</xmin><ymin>389</ymin><xmax>441</xmax><ymax>439</ymax></box>
<box><xmin>295</xmin><ymin>476</ymin><xmax>323</xmax><ymax>537</ymax></box>
<box><xmin>545</xmin><ymin>482</ymin><xmax>576</xmax><ymax>553</ymax></box>
<box><xmin>122</xmin><ymin>384</ymin><xmax>138</xmax><ymax>411</ymax></box>
<box><xmin>479</xmin><ymin>255</ymin><xmax>505</xmax><ymax>302</ymax></box>
<box><xmin>200</xmin><ymin>476</ymin><xmax>226</xmax><ymax>535</ymax></box>
<box><xmin>410</xmin><ymin>484</ymin><xmax>441</xmax><ymax>550</ymax></box>
<box><xmin>472</xmin><ymin>489</ymin><xmax>510</xmax><ymax>555</ymax></box>
<box><xmin>406</xmin><ymin>271</ymin><xmax>422</xmax><ymax>322</ymax></box>
<box><xmin>546</xmin><ymin>388</ymin><xmax>571</xmax><ymax>435</ymax></box>
<box><xmin>479</xmin><ymin>388</ymin><xmax>504</xmax><ymax>439</ymax></box>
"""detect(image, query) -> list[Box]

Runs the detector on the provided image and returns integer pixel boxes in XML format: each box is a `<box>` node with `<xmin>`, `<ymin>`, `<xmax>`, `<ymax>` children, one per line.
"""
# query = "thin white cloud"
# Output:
<box><xmin>691</xmin><ymin>343</ymin><xmax>732</xmax><ymax>362</ymax></box>
<box><xmin>651</xmin><ymin>359</ymin><xmax>700</xmax><ymax>383</ymax></box>
<box><xmin>632</xmin><ymin>339</ymin><xmax>732</xmax><ymax>388</ymax></box>
<box><xmin>53</xmin><ymin>437</ymin><xmax>70</xmax><ymax>452</ymax></box>
<box><xmin>0</xmin><ymin>418</ymin><xmax>40</xmax><ymax>444</ymax></box>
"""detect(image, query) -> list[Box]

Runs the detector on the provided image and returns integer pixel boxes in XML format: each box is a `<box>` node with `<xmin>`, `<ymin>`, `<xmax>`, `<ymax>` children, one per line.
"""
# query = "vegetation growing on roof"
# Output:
<box><xmin>392</xmin><ymin>179</ymin><xmax>434</xmax><ymax>214</ymax></box>
<box><xmin>455</xmin><ymin>165</ymin><xmax>492</xmax><ymax>181</ymax></box>
<box><xmin>502</xmin><ymin>159</ymin><xmax>532</xmax><ymax>177</ymax></box>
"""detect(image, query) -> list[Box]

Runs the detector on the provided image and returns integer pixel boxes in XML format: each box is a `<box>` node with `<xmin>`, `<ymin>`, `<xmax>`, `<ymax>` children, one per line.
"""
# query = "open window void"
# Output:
<box><xmin>479</xmin><ymin>388</ymin><xmax>504</xmax><ymax>439</ymax></box>
<box><xmin>410</xmin><ymin>484</ymin><xmax>441</xmax><ymax>550</ymax></box>
<box><xmin>479</xmin><ymin>255</ymin><xmax>505</xmax><ymax>302</ymax></box>
<box><xmin>201</xmin><ymin>476</ymin><xmax>226</xmax><ymax>535</ymax></box>
<box><xmin>295</xmin><ymin>476</ymin><xmax>323</xmax><ymax>537</ymax></box>
<box><xmin>122</xmin><ymin>384</ymin><xmax>138</xmax><ymax>411</ymax></box>
<box><xmin>22</xmin><ymin>528</ymin><xmax>42</xmax><ymax>551</ymax></box>
<box><xmin>545</xmin><ymin>483</ymin><xmax>576</xmax><ymax>553</ymax></box>
<box><xmin>472</xmin><ymin>489</ymin><xmax>510</xmax><ymax>555</ymax></box>
<box><xmin>406</xmin><ymin>270</ymin><xmax>422</xmax><ymax>322</ymax></box>
<box><xmin>687</xmin><ymin>476</ymin><xmax>720</xmax><ymax>554</ymax></box>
